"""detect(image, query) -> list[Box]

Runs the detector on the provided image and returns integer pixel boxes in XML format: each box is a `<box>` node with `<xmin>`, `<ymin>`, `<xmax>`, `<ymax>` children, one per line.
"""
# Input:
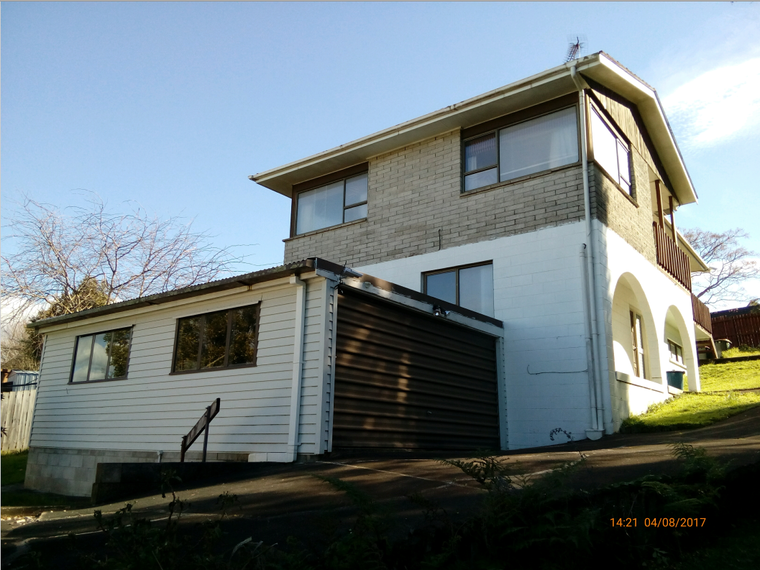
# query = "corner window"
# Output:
<box><xmin>668</xmin><ymin>340</ymin><xmax>684</xmax><ymax>366</ymax></box>
<box><xmin>463</xmin><ymin>107</ymin><xmax>579</xmax><ymax>192</ymax></box>
<box><xmin>423</xmin><ymin>263</ymin><xmax>494</xmax><ymax>316</ymax></box>
<box><xmin>71</xmin><ymin>328</ymin><xmax>132</xmax><ymax>383</ymax></box>
<box><xmin>590</xmin><ymin>107</ymin><xmax>632</xmax><ymax>196</ymax></box>
<box><xmin>173</xmin><ymin>304</ymin><xmax>260</xmax><ymax>373</ymax></box>
<box><xmin>296</xmin><ymin>172</ymin><xmax>368</xmax><ymax>234</ymax></box>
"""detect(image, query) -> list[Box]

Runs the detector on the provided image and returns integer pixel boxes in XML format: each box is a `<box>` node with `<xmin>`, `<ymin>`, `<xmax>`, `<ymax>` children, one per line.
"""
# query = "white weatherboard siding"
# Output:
<box><xmin>597</xmin><ymin>223</ymin><xmax>699</xmax><ymax>431</ymax></box>
<box><xmin>357</xmin><ymin>221</ymin><xmax>591</xmax><ymax>450</ymax></box>
<box><xmin>297</xmin><ymin>277</ymin><xmax>333</xmax><ymax>455</ymax></box>
<box><xmin>30</xmin><ymin>278</ymin><xmax>329</xmax><ymax>459</ymax></box>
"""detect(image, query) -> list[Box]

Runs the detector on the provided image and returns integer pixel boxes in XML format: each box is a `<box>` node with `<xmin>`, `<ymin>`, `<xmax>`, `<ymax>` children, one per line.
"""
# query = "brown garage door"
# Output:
<box><xmin>333</xmin><ymin>288</ymin><xmax>500</xmax><ymax>450</ymax></box>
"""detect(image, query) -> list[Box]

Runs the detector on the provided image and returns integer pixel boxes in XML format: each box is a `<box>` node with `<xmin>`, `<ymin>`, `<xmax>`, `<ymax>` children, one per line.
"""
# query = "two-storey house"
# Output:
<box><xmin>251</xmin><ymin>51</ymin><xmax>712</xmax><ymax>448</ymax></box>
<box><xmin>25</xmin><ymin>52</ymin><xmax>713</xmax><ymax>496</ymax></box>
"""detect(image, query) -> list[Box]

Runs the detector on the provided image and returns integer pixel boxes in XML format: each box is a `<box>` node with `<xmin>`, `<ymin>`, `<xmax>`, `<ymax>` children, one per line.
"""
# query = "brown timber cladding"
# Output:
<box><xmin>332</xmin><ymin>289</ymin><xmax>500</xmax><ymax>450</ymax></box>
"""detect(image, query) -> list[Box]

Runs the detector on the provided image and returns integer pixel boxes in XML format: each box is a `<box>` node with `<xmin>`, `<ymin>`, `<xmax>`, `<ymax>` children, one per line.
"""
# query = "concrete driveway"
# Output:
<box><xmin>3</xmin><ymin>405</ymin><xmax>760</xmax><ymax>567</ymax></box>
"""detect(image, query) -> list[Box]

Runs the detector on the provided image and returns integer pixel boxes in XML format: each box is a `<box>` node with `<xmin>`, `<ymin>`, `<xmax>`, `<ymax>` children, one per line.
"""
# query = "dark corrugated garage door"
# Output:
<box><xmin>332</xmin><ymin>288</ymin><xmax>500</xmax><ymax>450</ymax></box>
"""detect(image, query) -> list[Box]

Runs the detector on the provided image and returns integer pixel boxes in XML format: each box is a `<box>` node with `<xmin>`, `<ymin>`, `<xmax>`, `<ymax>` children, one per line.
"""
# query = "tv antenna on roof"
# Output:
<box><xmin>565</xmin><ymin>35</ymin><xmax>587</xmax><ymax>62</ymax></box>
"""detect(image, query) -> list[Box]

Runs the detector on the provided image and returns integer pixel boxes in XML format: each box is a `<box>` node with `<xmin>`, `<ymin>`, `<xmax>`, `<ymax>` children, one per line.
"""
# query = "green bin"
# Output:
<box><xmin>666</xmin><ymin>371</ymin><xmax>684</xmax><ymax>390</ymax></box>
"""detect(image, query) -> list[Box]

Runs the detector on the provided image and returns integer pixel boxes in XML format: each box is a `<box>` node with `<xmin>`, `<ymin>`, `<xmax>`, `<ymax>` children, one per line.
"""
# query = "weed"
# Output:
<box><xmin>440</xmin><ymin>453</ymin><xmax>513</xmax><ymax>491</ymax></box>
<box><xmin>316</xmin><ymin>475</ymin><xmax>393</xmax><ymax>570</ymax></box>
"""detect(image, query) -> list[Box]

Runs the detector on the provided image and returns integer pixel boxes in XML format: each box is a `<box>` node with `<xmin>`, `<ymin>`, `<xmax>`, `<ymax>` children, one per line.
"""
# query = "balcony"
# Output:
<box><xmin>691</xmin><ymin>293</ymin><xmax>712</xmax><ymax>335</ymax></box>
<box><xmin>653</xmin><ymin>222</ymin><xmax>692</xmax><ymax>291</ymax></box>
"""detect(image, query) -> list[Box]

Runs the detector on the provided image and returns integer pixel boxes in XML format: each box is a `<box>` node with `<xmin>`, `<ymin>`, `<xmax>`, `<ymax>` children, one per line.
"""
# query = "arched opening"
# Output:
<box><xmin>609</xmin><ymin>273</ymin><xmax>666</xmax><ymax>429</ymax></box>
<box><xmin>663</xmin><ymin>305</ymin><xmax>698</xmax><ymax>392</ymax></box>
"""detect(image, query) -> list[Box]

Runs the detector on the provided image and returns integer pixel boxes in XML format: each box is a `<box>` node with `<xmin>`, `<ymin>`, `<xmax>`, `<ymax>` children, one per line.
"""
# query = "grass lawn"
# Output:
<box><xmin>620</xmin><ymin>391</ymin><xmax>760</xmax><ymax>433</ymax></box>
<box><xmin>1</xmin><ymin>450</ymin><xmax>28</xmax><ymax>486</ymax></box>
<box><xmin>2</xmin><ymin>449</ymin><xmax>88</xmax><ymax>507</ymax></box>
<box><xmin>621</xmin><ymin>357</ymin><xmax>760</xmax><ymax>433</ymax></box>
<box><xmin>699</xmin><ymin>358</ymin><xmax>760</xmax><ymax>392</ymax></box>
<box><xmin>721</xmin><ymin>346</ymin><xmax>760</xmax><ymax>358</ymax></box>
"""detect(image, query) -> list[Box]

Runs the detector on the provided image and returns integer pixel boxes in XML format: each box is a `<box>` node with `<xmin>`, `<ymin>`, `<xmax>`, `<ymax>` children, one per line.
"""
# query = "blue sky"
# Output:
<box><xmin>3</xmin><ymin>2</ymin><xmax>759</xmax><ymax>308</ymax></box>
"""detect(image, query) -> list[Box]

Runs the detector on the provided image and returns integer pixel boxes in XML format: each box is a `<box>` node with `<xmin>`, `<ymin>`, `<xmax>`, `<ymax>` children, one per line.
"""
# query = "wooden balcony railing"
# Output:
<box><xmin>691</xmin><ymin>293</ymin><xmax>712</xmax><ymax>335</ymax></box>
<box><xmin>653</xmin><ymin>222</ymin><xmax>692</xmax><ymax>291</ymax></box>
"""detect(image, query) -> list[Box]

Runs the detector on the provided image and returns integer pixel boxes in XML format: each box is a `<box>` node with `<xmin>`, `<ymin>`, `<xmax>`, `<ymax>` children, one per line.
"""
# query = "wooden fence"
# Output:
<box><xmin>1</xmin><ymin>374</ymin><xmax>38</xmax><ymax>452</ymax></box>
<box><xmin>712</xmin><ymin>307</ymin><xmax>760</xmax><ymax>348</ymax></box>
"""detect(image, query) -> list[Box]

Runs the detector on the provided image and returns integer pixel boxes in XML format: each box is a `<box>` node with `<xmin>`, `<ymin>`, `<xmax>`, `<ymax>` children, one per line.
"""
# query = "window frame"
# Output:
<box><xmin>171</xmin><ymin>303</ymin><xmax>261</xmax><ymax>374</ymax></box>
<box><xmin>460</xmin><ymin>95</ymin><xmax>581</xmax><ymax>194</ymax></box>
<box><xmin>630</xmin><ymin>310</ymin><xmax>647</xmax><ymax>379</ymax></box>
<box><xmin>422</xmin><ymin>261</ymin><xmax>494</xmax><ymax>316</ymax></box>
<box><xmin>589</xmin><ymin>102</ymin><xmax>634</xmax><ymax>198</ymax></box>
<box><xmin>667</xmin><ymin>339</ymin><xmax>685</xmax><ymax>366</ymax></box>
<box><xmin>291</xmin><ymin>163</ymin><xmax>369</xmax><ymax>236</ymax></box>
<box><xmin>69</xmin><ymin>326</ymin><xmax>133</xmax><ymax>384</ymax></box>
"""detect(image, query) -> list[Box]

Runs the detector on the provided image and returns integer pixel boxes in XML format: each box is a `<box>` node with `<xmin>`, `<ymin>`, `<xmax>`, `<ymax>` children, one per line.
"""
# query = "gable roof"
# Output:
<box><xmin>250</xmin><ymin>52</ymin><xmax>696</xmax><ymax>206</ymax></box>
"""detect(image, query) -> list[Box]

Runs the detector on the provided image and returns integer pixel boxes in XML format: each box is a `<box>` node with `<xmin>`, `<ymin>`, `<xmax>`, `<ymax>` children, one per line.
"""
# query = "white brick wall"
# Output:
<box><xmin>357</xmin><ymin>221</ymin><xmax>591</xmax><ymax>450</ymax></box>
<box><xmin>597</xmin><ymin>223</ymin><xmax>700</xmax><ymax>432</ymax></box>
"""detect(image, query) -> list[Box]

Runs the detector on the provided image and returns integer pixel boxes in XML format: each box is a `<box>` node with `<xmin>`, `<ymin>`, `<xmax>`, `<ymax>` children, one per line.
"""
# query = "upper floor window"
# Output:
<box><xmin>590</xmin><ymin>107</ymin><xmax>632</xmax><ymax>196</ymax></box>
<box><xmin>71</xmin><ymin>327</ymin><xmax>132</xmax><ymax>383</ymax></box>
<box><xmin>423</xmin><ymin>262</ymin><xmax>494</xmax><ymax>316</ymax></box>
<box><xmin>173</xmin><ymin>304</ymin><xmax>260</xmax><ymax>373</ymax></box>
<box><xmin>296</xmin><ymin>172</ymin><xmax>368</xmax><ymax>235</ymax></box>
<box><xmin>463</xmin><ymin>107</ymin><xmax>579</xmax><ymax>192</ymax></box>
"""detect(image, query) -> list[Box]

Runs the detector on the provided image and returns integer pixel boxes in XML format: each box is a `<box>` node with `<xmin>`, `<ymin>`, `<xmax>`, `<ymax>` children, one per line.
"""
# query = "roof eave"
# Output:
<box><xmin>250</xmin><ymin>54</ymin><xmax>605</xmax><ymax>198</ymax></box>
<box><xmin>580</xmin><ymin>54</ymin><xmax>698</xmax><ymax>206</ymax></box>
<box><xmin>28</xmin><ymin>260</ymin><xmax>322</xmax><ymax>331</ymax></box>
<box><xmin>250</xmin><ymin>52</ymin><xmax>697</xmax><ymax>208</ymax></box>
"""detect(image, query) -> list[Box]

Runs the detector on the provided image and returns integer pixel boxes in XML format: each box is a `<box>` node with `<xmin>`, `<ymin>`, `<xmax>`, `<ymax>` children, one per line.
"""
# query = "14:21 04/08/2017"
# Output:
<box><xmin>611</xmin><ymin>518</ymin><xmax>707</xmax><ymax>528</ymax></box>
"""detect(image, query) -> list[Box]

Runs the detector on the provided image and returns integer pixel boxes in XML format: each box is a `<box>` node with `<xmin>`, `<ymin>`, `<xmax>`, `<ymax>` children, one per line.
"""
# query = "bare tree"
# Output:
<box><xmin>684</xmin><ymin>227</ymin><xmax>759</xmax><ymax>308</ymax></box>
<box><xmin>2</xmin><ymin>194</ymin><xmax>243</xmax><ymax>325</ymax></box>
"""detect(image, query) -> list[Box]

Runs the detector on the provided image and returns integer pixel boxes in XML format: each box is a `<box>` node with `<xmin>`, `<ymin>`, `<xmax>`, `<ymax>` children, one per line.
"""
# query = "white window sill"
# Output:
<box><xmin>615</xmin><ymin>371</ymin><xmax>665</xmax><ymax>392</ymax></box>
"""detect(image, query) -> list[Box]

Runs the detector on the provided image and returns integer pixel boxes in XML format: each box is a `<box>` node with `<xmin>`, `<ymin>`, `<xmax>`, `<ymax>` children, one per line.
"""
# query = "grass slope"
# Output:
<box><xmin>1</xmin><ymin>450</ymin><xmax>28</xmax><ymax>486</ymax></box>
<box><xmin>621</xmin><ymin>357</ymin><xmax>760</xmax><ymax>433</ymax></box>
<box><xmin>621</xmin><ymin>392</ymin><xmax>760</xmax><ymax>433</ymax></box>
<box><xmin>699</xmin><ymin>358</ymin><xmax>760</xmax><ymax>392</ymax></box>
<box><xmin>2</xmin><ymin>450</ymin><xmax>88</xmax><ymax>507</ymax></box>
<box><xmin>721</xmin><ymin>346</ymin><xmax>760</xmax><ymax>358</ymax></box>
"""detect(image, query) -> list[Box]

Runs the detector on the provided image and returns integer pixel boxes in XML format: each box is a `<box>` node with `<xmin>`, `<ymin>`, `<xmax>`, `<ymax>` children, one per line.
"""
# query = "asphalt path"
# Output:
<box><xmin>3</xmin><ymin>405</ymin><xmax>760</xmax><ymax>567</ymax></box>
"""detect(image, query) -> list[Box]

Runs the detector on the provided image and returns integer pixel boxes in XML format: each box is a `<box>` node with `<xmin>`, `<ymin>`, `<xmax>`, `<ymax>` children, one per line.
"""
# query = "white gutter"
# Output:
<box><xmin>570</xmin><ymin>64</ymin><xmax>605</xmax><ymax>440</ymax></box>
<box><xmin>286</xmin><ymin>275</ymin><xmax>307</xmax><ymax>461</ymax></box>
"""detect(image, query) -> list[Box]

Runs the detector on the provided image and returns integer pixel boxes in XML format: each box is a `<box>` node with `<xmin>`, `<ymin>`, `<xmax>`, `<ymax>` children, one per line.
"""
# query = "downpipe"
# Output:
<box><xmin>287</xmin><ymin>275</ymin><xmax>307</xmax><ymax>461</ymax></box>
<box><xmin>570</xmin><ymin>64</ymin><xmax>605</xmax><ymax>439</ymax></box>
